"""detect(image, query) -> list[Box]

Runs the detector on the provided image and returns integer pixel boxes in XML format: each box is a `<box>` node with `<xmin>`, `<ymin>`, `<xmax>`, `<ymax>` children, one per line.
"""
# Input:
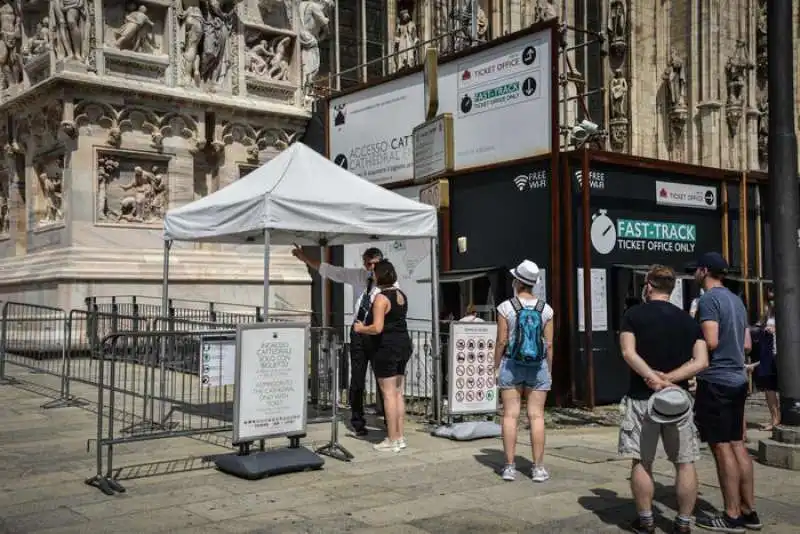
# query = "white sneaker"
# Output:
<box><xmin>501</xmin><ymin>464</ymin><xmax>517</xmax><ymax>481</ymax></box>
<box><xmin>531</xmin><ymin>465</ymin><xmax>550</xmax><ymax>483</ymax></box>
<box><xmin>396</xmin><ymin>437</ymin><xmax>407</xmax><ymax>449</ymax></box>
<box><xmin>373</xmin><ymin>438</ymin><xmax>400</xmax><ymax>452</ymax></box>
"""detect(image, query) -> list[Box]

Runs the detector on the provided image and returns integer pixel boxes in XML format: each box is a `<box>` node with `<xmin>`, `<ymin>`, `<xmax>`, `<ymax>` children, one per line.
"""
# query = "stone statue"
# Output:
<box><xmin>199</xmin><ymin>0</ymin><xmax>236</xmax><ymax>85</ymax></box>
<box><xmin>298</xmin><ymin>0</ymin><xmax>334</xmax><ymax>91</ymax></box>
<box><xmin>38</xmin><ymin>171</ymin><xmax>63</xmax><ymax>224</ymax></box>
<box><xmin>535</xmin><ymin>0</ymin><xmax>558</xmax><ymax>22</ymax></box>
<box><xmin>725</xmin><ymin>40</ymin><xmax>753</xmax><ymax>106</ymax></box>
<box><xmin>24</xmin><ymin>17</ymin><xmax>51</xmax><ymax>61</ymax></box>
<box><xmin>178</xmin><ymin>0</ymin><xmax>204</xmax><ymax>84</ymax></box>
<box><xmin>663</xmin><ymin>49</ymin><xmax>686</xmax><ymax>109</ymax></box>
<box><xmin>148</xmin><ymin>166</ymin><xmax>167</xmax><ymax>219</ymax></box>
<box><xmin>267</xmin><ymin>36</ymin><xmax>291</xmax><ymax>80</ymax></box>
<box><xmin>247</xmin><ymin>40</ymin><xmax>271</xmax><ymax>76</ymax></box>
<box><xmin>757</xmin><ymin>95</ymin><xmax>768</xmax><ymax>164</ymax></box>
<box><xmin>0</xmin><ymin>189</ymin><xmax>7</xmax><ymax>234</ymax></box>
<box><xmin>0</xmin><ymin>1</ymin><xmax>22</xmax><ymax>89</ymax></box>
<box><xmin>97</xmin><ymin>155</ymin><xmax>119</xmax><ymax>220</ymax></box>
<box><xmin>118</xmin><ymin>165</ymin><xmax>163</xmax><ymax>222</ymax></box>
<box><xmin>394</xmin><ymin>9</ymin><xmax>418</xmax><ymax>70</ymax></box>
<box><xmin>114</xmin><ymin>3</ymin><xmax>156</xmax><ymax>53</ymax></box>
<box><xmin>609</xmin><ymin>69</ymin><xmax>628</xmax><ymax>119</ymax></box>
<box><xmin>608</xmin><ymin>0</ymin><xmax>626</xmax><ymax>43</ymax></box>
<box><xmin>54</xmin><ymin>0</ymin><xmax>87</xmax><ymax>61</ymax></box>
<box><xmin>451</xmin><ymin>0</ymin><xmax>488</xmax><ymax>51</ymax></box>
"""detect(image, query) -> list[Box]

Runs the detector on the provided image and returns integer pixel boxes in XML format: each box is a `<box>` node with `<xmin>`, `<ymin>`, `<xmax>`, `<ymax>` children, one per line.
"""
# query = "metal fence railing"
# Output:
<box><xmin>83</xmin><ymin>326</ymin><xmax>348</xmax><ymax>495</ymax></box>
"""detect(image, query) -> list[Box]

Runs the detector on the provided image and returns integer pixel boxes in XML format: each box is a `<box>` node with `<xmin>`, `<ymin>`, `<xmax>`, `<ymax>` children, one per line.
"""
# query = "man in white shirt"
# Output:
<box><xmin>292</xmin><ymin>245</ymin><xmax>385</xmax><ymax>436</ymax></box>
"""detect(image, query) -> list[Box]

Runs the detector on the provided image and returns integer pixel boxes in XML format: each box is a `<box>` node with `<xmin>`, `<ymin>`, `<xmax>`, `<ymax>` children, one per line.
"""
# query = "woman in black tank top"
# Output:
<box><xmin>354</xmin><ymin>260</ymin><xmax>412</xmax><ymax>452</ymax></box>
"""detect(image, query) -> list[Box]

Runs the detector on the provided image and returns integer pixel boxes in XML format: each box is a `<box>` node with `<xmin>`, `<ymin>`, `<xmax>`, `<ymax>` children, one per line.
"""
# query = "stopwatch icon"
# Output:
<box><xmin>590</xmin><ymin>209</ymin><xmax>616</xmax><ymax>255</ymax></box>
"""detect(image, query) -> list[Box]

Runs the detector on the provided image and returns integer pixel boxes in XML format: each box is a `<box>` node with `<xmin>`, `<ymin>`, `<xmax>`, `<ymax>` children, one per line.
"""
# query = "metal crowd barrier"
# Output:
<box><xmin>85</xmin><ymin>326</ymin><xmax>350</xmax><ymax>495</ymax></box>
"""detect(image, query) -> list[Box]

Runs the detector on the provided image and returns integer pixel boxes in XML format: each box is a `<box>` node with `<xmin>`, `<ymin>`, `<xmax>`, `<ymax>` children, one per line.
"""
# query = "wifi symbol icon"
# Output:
<box><xmin>513</xmin><ymin>175</ymin><xmax>530</xmax><ymax>191</ymax></box>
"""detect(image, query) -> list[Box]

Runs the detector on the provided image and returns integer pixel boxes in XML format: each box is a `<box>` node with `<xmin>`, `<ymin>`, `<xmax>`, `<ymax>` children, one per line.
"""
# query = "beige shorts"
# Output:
<box><xmin>617</xmin><ymin>396</ymin><xmax>700</xmax><ymax>464</ymax></box>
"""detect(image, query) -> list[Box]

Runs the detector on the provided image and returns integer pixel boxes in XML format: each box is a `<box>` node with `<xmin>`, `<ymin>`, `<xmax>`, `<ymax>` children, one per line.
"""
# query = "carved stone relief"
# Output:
<box><xmin>757</xmin><ymin>95</ymin><xmax>768</xmax><ymax>167</ymax></box>
<box><xmin>725</xmin><ymin>40</ymin><xmax>754</xmax><ymax>136</ymax></box>
<box><xmin>245</xmin><ymin>32</ymin><xmax>293</xmax><ymax>82</ymax></box>
<box><xmin>8</xmin><ymin>101</ymin><xmax>65</xmax><ymax>155</ymax></box>
<box><xmin>53</xmin><ymin>0</ymin><xmax>89</xmax><ymax>62</ymax></box>
<box><xmin>533</xmin><ymin>1</ymin><xmax>557</xmax><ymax>23</ymax></box>
<box><xmin>218</xmin><ymin>122</ymin><xmax>298</xmax><ymax>162</ymax></box>
<box><xmin>21</xmin><ymin>2</ymin><xmax>52</xmax><ymax>65</ymax></box>
<box><xmin>607</xmin><ymin>0</ymin><xmax>627</xmax><ymax>58</ymax></box>
<box><xmin>608</xmin><ymin>69</ymin><xmax>628</xmax><ymax>151</ymax></box>
<box><xmin>394</xmin><ymin>4</ymin><xmax>418</xmax><ymax>71</ymax></box>
<box><xmin>0</xmin><ymin>0</ymin><xmax>24</xmax><ymax>91</ymax></box>
<box><xmin>96</xmin><ymin>152</ymin><xmax>168</xmax><ymax>224</ymax></box>
<box><xmin>450</xmin><ymin>0</ymin><xmax>488</xmax><ymax>53</ymax></box>
<box><xmin>107</xmin><ymin>3</ymin><xmax>160</xmax><ymax>54</ymax></box>
<box><xmin>33</xmin><ymin>153</ymin><xmax>64</xmax><ymax>227</ymax></box>
<box><xmin>0</xmin><ymin>165</ymin><xmax>9</xmax><ymax>235</ymax></box>
<box><xmin>298</xmin><ymin>0</ymin><xmax>333</xmax><ymax>93</ymax></box>
<box><xmin>177</xmin><ymin>0</ymin><xmax>236</xmax><ymax>88</ymax></box>
<box><xmin>755</xmin><ymin>1</ymin><xmax>767</xmax><ymax>86</ymax></box>
<box><xmin>73</xmin><ymin>100</ymin><xmax>202</xmax><ymax>152</ymax></box>
<box><xmin>662</xmin><ymin>50</ymin><xmax>688</xmax><ymax>154</ymax></box>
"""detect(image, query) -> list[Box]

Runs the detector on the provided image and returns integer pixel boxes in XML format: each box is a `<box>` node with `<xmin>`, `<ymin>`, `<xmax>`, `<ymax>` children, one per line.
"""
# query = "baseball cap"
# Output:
<box><xmin>685</xmin><ymin>252</ymin><xmax>729</xmax><ymax>273</ymax></box>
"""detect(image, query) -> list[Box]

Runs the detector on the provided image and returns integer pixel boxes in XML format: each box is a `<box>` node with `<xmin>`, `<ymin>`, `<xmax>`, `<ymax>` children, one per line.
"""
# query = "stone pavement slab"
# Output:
<box><xmin>2</xmin><ymin>374</ymin><xmax>800</xmax><ymax>533</ymax></box>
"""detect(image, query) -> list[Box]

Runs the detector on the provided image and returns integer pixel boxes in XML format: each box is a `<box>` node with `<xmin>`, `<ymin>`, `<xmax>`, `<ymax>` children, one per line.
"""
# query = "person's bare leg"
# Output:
<box><xmin>710</xmin><ymin>443</ymin><xmax>743</xmax><ymax>518</ymax></box>
<box><xmin>526</xmin><ymin>389</ymin><xmax>547</xmax><ymax>465</ymax></box>
<box><xmin>732</xmin><ymin>441</ymin><xmax>755</xmax><ymax>514</ymax></box>
<box><xmin>395</xmin><ymin>376</ymin><xmax>406</xmax><ymax>439</ymax></box>
<box><xmin>378</xmin><ymin>378</ymin><xmax>400</xmax><ymax>441</ymax></box>
<box><xmin>631</xmin><ymin>460</ymin><xmax>655</xmax><ymax>514</ymax></box>
<box><xmin>765</xmin><ymin>390</ymin><xmax>780</xmax><ymax>428</ymax></box>
<box><xmin>501</xmin><ymin>388</ymin><xmax>522</xmax><ymax>465</ymax></box>
<box><xmin>675</xmin><ymin>462</ymin><xmax>698</xmax><ymax>518</ymax></box>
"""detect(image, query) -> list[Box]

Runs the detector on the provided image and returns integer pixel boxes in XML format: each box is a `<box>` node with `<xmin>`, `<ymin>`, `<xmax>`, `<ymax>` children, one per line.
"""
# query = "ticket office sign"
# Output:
<box><xmin>448</xmin><ymin>322</ymin><xmax>498</xmax><ymax>415</ymax></box>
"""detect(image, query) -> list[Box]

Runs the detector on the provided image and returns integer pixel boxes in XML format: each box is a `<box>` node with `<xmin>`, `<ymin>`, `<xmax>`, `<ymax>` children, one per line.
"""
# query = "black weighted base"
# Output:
<box><xmin>85</xmin><ymin>475</ymin><xmax>126</xmax><ymax>496</ymax></box>
<box><xmin>215</xmin><ymin>446</ymin><xmax>324</xmax><ymax>480</ymax></box>
<box><xmin>315</xmin><ymin>441</ymin><xmax>354</xmax><ymax>462</ymax></box>
<box><xmin>41</xmin><ymin>396</ymin><xmax>89</xmax><ymax>410</ymax></box>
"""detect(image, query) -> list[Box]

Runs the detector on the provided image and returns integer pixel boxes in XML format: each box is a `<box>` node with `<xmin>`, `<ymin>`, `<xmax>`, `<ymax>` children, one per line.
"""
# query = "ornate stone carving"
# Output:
<box><xmin>534</xmin><ymin>0</ymin><xmax>557</xmax><ymax>22</ymax></box>
<box><xmin>607</xmin><ymin>0</ymin><xmax>627</xmax><ymax>57</ymax></box>
<box><xmin>96</xmin><ymin>153</ymin><xmax>168</xmax><ymax>224</ymax></box>
<box><xmin>177</xmin><ymin>0</ymin><xmax>203</xmax><ymax>84</ymax></box>
<box><xmin>112</xmin><ymin>4</ymin><xmax>156</xmax><ymax>53</ymax></box>
<box><xmin>0</xmin><ymin>1</ymin><xmax>23</xmax><ymax>90</ymax></box>
<box><xmin>725</xmin><ymin>40</ymin><xmax>753</xmax><ymax>136</ymax></box>
<box><xmin>756</xmin><ymin>1</ymin><xmax>767</xmax><ymax>85</ymax></box>
<box><xmin>22</xmin><ymin>16</ymin><xmax>52</xmax><ymax>63</ymax></box>
<box><xmin>0</xmin><ymin>165</ymin><xmax>9</xmax><ymax>235</ymax></box>
<box><xmin>609</xmin><ymin>69</ymin><xmax>627</xmax><ymax>120</ymax></box>
<box><xmin>394</xmin><ymin>7</ymin><xmax>418</xmax><ymax>71</ymax></box>
<box><xmin>246</xmin><ymin>36</ymin><xmax>292</xmax><ymax>81</ymax></box>
<box><xmin>177</xmin><ymin>0</ymin><xmax>236</xmax><ymax>87</ymax></box>
<box><xmin>450</xmin><ymin>0</ymin><xmax>488</xmax><ymax>52</ymax></box>
<box><xmin>53</xmin><ymin>0</ymin><xmax>88</xmax><ymax>61</ymax></box>
<box><xmin>663</xmin><ymin>49</ymin><xmax>687</xmax><ymax>111</ymax></box>
<box><xmin>74</xmin><ymin>100</ymin><xmax>201</xmax><ymax>151</ymax></box>
<box><xmin>757</xmin><ymin>95</ymin><xmax>768</xmax><ymax>166</ymax></box>
<box><xmin>298</xmin><ymin>0</ymin><xmax>333</xmax><ymax>92</ymax></box>
<box><xmin>608</xmin><ymin>118</ymin><xmax>628</xmax><ymax>151</ymax></box>
<box><xmin>219</xmin><ymin>122</ymin><xmax>298</xmax><ymax>161</ymax></box>
<box><xmin>34</xmin><ymin>154</ymin><xmax>64</xmax><ymax>226</ymax></box>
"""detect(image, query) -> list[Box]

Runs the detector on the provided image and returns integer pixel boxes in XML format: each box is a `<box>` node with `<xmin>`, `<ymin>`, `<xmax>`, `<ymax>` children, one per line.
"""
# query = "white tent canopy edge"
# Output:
<box><xmin>159</xmin><ymin>142</ymin><xmax>444</xmax><ymax>421</ymax></box>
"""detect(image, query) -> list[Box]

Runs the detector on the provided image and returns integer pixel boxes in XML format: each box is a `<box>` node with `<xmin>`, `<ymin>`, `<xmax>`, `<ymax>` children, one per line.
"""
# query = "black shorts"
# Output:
<box><xmin>694</xmin><ymin>380</ymin><xmax>748</xmax><ymax>444</ymax></box>
<box><xmin>754</xmin><ymin>373</ymin><xmax>779</xmax><ymax>392</ymax></box>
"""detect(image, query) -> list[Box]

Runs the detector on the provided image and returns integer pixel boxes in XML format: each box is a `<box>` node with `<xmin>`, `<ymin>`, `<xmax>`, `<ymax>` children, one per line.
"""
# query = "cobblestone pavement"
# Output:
<box><xmin>1</xmin><ymin>372</ymin><xmax>798</xmax><ymax>534</ymax></box>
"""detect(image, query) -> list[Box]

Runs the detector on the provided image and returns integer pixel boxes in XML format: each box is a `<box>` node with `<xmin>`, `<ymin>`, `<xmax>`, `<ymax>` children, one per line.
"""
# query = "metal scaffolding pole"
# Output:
<box><xmin>767</xmin><ymin>0</ymin><xmax>800</xmax><ymax>427</ymax></box>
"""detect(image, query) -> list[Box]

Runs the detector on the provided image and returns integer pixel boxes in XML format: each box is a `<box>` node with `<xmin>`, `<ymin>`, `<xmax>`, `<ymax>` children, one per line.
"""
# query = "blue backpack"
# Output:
<box><xmin>507</xmin><ymin>298</ymin><xmax>547</xmax><ymax>365</ymax></box>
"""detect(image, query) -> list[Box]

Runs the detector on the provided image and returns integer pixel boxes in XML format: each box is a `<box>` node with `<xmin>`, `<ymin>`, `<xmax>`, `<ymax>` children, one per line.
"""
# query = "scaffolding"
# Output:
<box><xmin>314</xmin><ymin>1</ymin><xmax>609</xmax><ymax>151</ymax></box>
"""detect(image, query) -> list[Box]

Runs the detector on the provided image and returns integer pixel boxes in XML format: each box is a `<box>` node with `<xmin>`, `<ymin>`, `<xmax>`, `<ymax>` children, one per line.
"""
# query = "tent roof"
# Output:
<box><xmin>163</xmin><ymin>143</ymin><xmax>438</xmax><ymax>245</ymax></box>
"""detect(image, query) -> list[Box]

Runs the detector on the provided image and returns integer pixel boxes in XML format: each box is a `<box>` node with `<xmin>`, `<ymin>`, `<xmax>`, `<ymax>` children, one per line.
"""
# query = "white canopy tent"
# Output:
<box><xmin>161</xmin><ymin>142</ymin><xmax>443</xmax><ymax>417</ymax></box>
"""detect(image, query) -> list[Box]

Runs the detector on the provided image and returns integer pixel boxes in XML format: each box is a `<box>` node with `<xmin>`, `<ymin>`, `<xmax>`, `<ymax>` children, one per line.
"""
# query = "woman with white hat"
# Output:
<box><xmin>494</xmin><ymin>260</ymin><xmax>554</xmax><ymax>483</ymax></box>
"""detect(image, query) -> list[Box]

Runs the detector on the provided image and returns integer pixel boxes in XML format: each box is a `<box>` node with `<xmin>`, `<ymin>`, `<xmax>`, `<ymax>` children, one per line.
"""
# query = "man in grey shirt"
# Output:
<box><xmin>689</xmin><ymin>252</ymin><xmax>760</xmax><ymax>533</ymax></box>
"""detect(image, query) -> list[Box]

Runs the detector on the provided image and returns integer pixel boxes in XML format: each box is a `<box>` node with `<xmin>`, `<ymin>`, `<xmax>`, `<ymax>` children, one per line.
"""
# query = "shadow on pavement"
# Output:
<box><xmin>473</xmin><ymin>447</ymin><xmax>534</xmax><ymax>474</ymax></box>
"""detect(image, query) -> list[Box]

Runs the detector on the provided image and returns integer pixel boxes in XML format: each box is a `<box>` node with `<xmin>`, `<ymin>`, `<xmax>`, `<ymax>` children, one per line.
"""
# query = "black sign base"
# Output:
<box><xmin>215</xmin><ymin>446</ymin><xmax>324</xmax><ymax>480</ymax></box>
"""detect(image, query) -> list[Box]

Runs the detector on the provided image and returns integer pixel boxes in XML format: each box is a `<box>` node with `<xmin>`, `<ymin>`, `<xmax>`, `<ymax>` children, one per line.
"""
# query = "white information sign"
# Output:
<box><xmin>413</xmin><ymin>114</ymin><xmax>451</xmax><ymax>181</ymax></box>
<box><xmin>233</xmin><ymin>324</ymin><xmax>308</xmax><ymax>444</ymax></box>
<box><xmin>532</xmin><ymin>268</ymin><xmax>547</xmax><ymax>302</ymax></box>
<box><xmin>329</xmin><ymin>28</ymin><xmax>553</xmax><ymax>185</ymax></box>
<box><xmin>199</xmin><ymin>336</ymin><xmax>236</xmax><ymax>387</ymax></box>
<box><xmin>448</xmin><ymin>321</ymin><xmax>499</xmax><ymax>415</ymax></box>
<box><xmin>669</xmin><ymin>278</ymin><xmax>685</xmax><ymax>310</ymax></box>
<box><xmin>577</xmin><ymin>268</ymin><xmax>609</xmax><ymax>332</ymax></box>
<box><xmin>655</xmin><ymin>181</ymin><xmax>717</xmax><ymax>210</ymax></box>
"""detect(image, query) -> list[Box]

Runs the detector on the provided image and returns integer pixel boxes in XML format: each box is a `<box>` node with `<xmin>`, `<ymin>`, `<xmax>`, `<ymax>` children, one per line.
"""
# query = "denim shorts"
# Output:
<box><xmin>497</xmin><ymin>358</ymin><xmax>551</xmax><ymax>391</ymax></box>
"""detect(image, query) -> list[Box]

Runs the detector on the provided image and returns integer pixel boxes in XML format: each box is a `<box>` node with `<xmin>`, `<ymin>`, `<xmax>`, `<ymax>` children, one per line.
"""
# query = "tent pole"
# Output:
<box><xmin>161</xmin><ymin>240</ymin><xmax>172</xmax><ymax>316</ymax></box>
<box><xmin>430</xmin><ymin>236</ymin><xmax>442</xmax><ymax>423</ymax></box>
<box><xmin>263</xmin><ymin>230</ymin><xmax>270</xmax><ymax>322</ymax></box>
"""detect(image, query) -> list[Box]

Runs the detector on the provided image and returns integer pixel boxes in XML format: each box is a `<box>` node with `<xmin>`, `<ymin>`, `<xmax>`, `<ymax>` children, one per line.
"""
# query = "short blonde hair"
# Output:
<box><xmin>646</xmin><ymin>265</ymin><xmax>676</xmax><ymax>294</ymax></box>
